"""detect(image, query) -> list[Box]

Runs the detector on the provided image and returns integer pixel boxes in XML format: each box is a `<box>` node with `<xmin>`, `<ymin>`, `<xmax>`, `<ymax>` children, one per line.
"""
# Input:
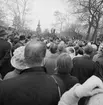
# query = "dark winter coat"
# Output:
<box><xmin>0</xmin><ymin>66</ymin><xmax>65</xmax><ymax>105</ymax></box>
<box><xmin>54</xmin><ymin>73</ymin><xmax>79</xmax><ymax>90</ymax></box>
<box><xmin>0</xmin><ymin>38</ymin><xmax>12</xmax><ymax>78</ymax></box>
<box><xmin>71</xmin><ymin>55</ymin><xmax>103</xmax><ymax>84</ymax></box>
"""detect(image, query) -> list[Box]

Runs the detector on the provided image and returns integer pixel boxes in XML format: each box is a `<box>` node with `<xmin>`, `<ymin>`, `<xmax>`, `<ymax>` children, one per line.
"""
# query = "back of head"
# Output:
<box><xmin>98</xmin><ymin>43</ymin><xmax>103</xmax><ymax>54</ymax></box>
<box><xmin>49</xmin><ymin>43</ymin><xmax>57</xmax><ymax>54</ymax></box>
<box><xmin>19</xmin><ymin>35</ymin><xmax>25</xmax><ymax>41</ymax></box>
<box><xmin>78</xmin><ymin>47</ymin><xmax>83</xmax><ymax>55</ymax></box>
<box><xmin>0</xmin><ymin>29</ymin><xmax>7</xmax><ymax>38</ymax></box>
<box><xmin>24</xmin><ymin>40</ymin><xmax>46</xmax><ymax>66</ymax></box>
<box><xmin>57</xmin><ymin>53</ymin><xmax>73</xmax><ymax>74</ymax></box>
<box><xmin>88</xmin><ymin>42</ymin><xmax>92</xmax><ymax>46</ymax></box>
<box><xmin>78</xmin><ymin>41</ymin><xmax>84</xmax><ymax>47</ymax></box>
<box><xmin>13</xmin><ymin>37</ymin><xmax>19</xmax><ymax>44</ymax></box>
<box><xmin>86</xmin><ymin>93</ymin><xmax>103</xmax><ymax>105</ymax></box>
<box><xmin>58</xmin><ymin>42</ymin><xmax>66</xmax><ymax>53</ymax></box>
<box><xmin>83</xmin><ymin>45</ymin><xmax>93</xmax><ymax>55</ymax></box>
<box><xmin>91</xmin><ymin>44</ymin><xmax>97</xmax><ymax>52</ymax></box>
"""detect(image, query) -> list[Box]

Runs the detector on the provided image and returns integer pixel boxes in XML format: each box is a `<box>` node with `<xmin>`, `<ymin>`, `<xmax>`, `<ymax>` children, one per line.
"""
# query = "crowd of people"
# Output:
<box><xmin>0</xmin><ymin>29</ymin><xmax>103</xmax><ymax>105</ymax></box>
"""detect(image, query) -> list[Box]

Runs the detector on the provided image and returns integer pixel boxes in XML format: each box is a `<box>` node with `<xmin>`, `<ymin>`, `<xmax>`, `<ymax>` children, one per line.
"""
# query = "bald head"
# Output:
<box><xmin>24</xmin><ymin>40</ymin><xmax>46</xmax><ymax>66</ymax></box>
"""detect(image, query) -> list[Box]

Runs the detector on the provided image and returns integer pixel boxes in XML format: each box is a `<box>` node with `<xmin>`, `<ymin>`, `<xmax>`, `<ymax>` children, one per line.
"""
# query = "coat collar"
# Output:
<box><xmin>83</xmin><ymin>54</ymin><xmax>91</xmax><ymax>60</ymax></box>
<box><xmin>20</xmin><ymin>66</ymin><xmax>47</xmax><ymax>74</ymax></box>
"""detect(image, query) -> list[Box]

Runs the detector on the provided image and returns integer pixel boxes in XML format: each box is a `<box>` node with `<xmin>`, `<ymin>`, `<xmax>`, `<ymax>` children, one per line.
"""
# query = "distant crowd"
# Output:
<box><xmin>0</xmin><ymin>29</ymin><xmax>103</xmax><ymax>105</ymax></box>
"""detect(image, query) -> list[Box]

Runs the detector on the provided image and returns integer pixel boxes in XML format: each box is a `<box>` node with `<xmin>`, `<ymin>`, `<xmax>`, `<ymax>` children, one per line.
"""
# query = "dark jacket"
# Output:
<box><xmin>93</xmin><ymin>53</ymin><xmax>103</xmax><ymax>66</ymax></box>
<box><xmin>12</xmin><ymin>41</ymin><xmax>24</xmax><ymax>52</ymax></box>
<box><xmin>71</xmin><ymin>55</ymin><xmax>103</xmax><ymax>84</ymax></box>
<box><xmin>0</xmin><ymin>66</ymin><xmax>65</xmax><ymax>105</ymax></box>
<box><xmin>71</xmin><ymin>55</ymin><xmax>103</xmax><ymax>105</ymax></box>
<box><xmin>0</xmin><ymin>38</ymin><xmax>12</xmax><ymax>78</ymax></box>
<box><xmin>54</xmin><ymin>73</ymin><xmax>79</xmax><ymax>90</ymax></box>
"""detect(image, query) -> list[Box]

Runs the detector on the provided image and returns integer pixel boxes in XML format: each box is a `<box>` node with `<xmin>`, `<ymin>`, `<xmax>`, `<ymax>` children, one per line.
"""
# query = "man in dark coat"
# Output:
<box><xmin>71</xmin><ymin>45</ymin><xmax>103</xmax><ymax>84</ymax></box>
<box><xmin>0</xmin><ymin>40</ymin><xmax>65</xmax><ymax>105</ymax></box>
<box><xmin>0</xmin><ymin>30</ymin><xmax>12</xmax><ymax>78</ymax></box>
<box><xmin>12</xmin><ymin>35</ymin><xmax>25</xmax><ymax>52</ymax></box>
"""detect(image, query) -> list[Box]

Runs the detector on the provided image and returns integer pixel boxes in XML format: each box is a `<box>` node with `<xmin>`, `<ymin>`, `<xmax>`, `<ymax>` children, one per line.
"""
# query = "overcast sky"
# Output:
<box><xmin>27</xmin><ymin>0</ymin><xmax>76</xmax><ymax>31</ymax></box>
<box><xmin>4</xmin><ymin>0</ymin><xmax>76</xmax><ymax>31</ymax></box>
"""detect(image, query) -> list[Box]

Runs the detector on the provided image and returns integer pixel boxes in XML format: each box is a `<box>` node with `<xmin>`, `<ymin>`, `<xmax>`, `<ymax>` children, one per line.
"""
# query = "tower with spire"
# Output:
<box><xmin>36</xmin><ymin>20</ymin><xmax>42</xmax><ymax>36</ymax></box>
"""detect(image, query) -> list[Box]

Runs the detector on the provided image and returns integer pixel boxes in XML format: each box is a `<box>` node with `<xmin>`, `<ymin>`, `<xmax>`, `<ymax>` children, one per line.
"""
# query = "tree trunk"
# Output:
<box><xmin>86</xmin><ymin>15</ymin><xmax>94</xmax><ymax>41</ymax></box>
<box><xmin>91</xmin><ymin>15</ymin><xmax>100</xmax><ymax>43</ymax></box>
<box><xmin>91</xmin><ymin>22</ymin><xmax>98</xmax><ymax>43</ymax></box>
<box><xmin>86</xmin><ymin>22</ymin><xmax>92</xmax><ymax>40</ymax></box>
<box><xmin>92</xmin><ymin>27</ymin><xmax>97</xmax><ymax>42</ymax></box>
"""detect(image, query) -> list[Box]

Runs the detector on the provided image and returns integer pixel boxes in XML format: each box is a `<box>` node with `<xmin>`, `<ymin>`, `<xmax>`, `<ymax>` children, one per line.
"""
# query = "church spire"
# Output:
<box><xmin>37</xmin><ymin>20</ymin><xmax>40</xmax><ymax>27</ymax></box>
<box><xmin>36</xmin><ymin>20</ymin><xmax>42</xmax><ymax>35</ymax></box>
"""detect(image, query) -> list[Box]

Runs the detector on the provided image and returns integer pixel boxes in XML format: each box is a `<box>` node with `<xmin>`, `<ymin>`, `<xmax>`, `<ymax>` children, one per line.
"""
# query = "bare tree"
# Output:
<box><xmin>53</xmin><ymin>11</ymin><xmax>67</xmax><ymax>32</ymax></box>
<box><xmin>0</xmin><ymin>1</ymin><xmax>8</xmax><ymax>27</ymax></box>
<box><xmin>4</xmin><ymin>0</ymin><xmax>32</xmax><ymax>30</ymax></box>
<box><xmin>68</xmin><ymin>0</ymin><xmax>103</xmax><ymax>42</ymax></box>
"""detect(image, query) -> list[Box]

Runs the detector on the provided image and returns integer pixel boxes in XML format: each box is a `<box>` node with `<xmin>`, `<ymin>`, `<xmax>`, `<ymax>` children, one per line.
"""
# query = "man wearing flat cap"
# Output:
<box><xmin>0</xmin><ymin>40</ymin><xmax>65</xmax><ymax>105</ymax></box>
<box><xmin>0</xmin><ymin>29</ymin><xmax>12</xmax><ymax>79</ymax></box>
